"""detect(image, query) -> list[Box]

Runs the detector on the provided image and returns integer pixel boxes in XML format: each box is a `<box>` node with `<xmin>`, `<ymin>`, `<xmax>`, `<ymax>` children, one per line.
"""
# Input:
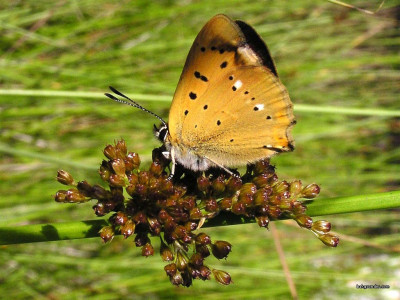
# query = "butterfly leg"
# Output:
<box><xmin>205</xmin><ymin>156</ymin><xmax>239</xmax><ymax>178</ymax></box>
<box><xmin>165</xmin><ymin>148</ymin><xmax>176</xmax><ymax>180</ymax></box>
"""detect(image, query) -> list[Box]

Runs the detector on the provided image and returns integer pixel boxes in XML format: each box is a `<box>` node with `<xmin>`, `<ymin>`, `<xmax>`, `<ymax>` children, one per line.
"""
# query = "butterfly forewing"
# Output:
<box><xmin>168</xmin><ymin>14</ymin><xmax>295</xmax><ymax>167</ymax></box>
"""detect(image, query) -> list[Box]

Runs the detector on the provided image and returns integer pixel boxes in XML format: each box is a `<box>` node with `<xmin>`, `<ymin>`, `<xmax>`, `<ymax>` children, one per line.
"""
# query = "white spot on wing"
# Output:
<box><xmin>234</xmin><ymin>80</ymin><xmax>242</xmax><ymax>90</ymax></box>
<box><xmin>255</xmin><ymin>104</ymin><xmax>264</xmax><ymax>111</ymax></box>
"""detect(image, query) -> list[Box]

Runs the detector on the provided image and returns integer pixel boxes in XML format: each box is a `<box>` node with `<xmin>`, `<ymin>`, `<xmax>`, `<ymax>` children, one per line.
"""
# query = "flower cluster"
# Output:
<box><xmin>55</xmin><ymin>139</ymin><xmax>338</xmax><ymax>287</ymax></box>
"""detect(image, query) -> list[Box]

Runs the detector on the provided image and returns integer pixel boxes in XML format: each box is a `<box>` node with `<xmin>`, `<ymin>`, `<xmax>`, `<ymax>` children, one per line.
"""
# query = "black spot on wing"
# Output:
<box><xmin>189</xmin><ymin>92</ymin><xmax>197</xmax><ymax>100</ymax></box>
<box><xmin>184</xmin><ymin>110</ymin><xmax>189</xmax><ymax>115</ymax></box>
<box><xmin>203</xmin><ymin>105</ymin><xmax>208</xmax><ymax>110</ymax></box>
<box><xmin>220</xmin><ymin>61</ymin><xmax>227</xmax><ymax>68</ymax></box>
<box><xmin>217</xmin><ymin>120</ymin><xmax>221</xmax><ymax>126</ymax></box>
<box><xmin>200</xmin><ymin>47</ymin><xmax>206</xmax><ymax>52</ymax></box>
<box><xmin>266</xmin><ymin>115</ymin><xmax>271</xmax><ymax>119</ymax></box>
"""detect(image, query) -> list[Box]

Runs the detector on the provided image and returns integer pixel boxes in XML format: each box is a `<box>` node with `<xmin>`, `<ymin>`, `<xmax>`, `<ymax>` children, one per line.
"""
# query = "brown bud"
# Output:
<box><xmin>226</xmin><ymin>176</ymin><xmax>242</xmax><ymax>193</ymax></box>
<box><xmin>115</xmin><ymin>139</ymin><xmax>127</xmax><ymax>158</ymax></box>
<box><xmin>160</xmin><ymin>241</ymin><xmax>174</xmax><ymax>261</ymax></box>
<box><xmin>240</xmin><ymin>183</ymin><xmax>257</xmax><ymax>197</ymax></box>
<box><xmin>181</xmin><ymin>271</ymin><xmax>193</xmax><ymax>287</ymax></box>
<box><xmin>92</xmin><ymin>185</ymin><xmax>109</xmax><ymax>200</ymax></box>
<box><xmin>126</xmin><ymin>152</ymin><xmax>140</xmax><ymax>170</ymax></box>
<box><xmin>212</xmin><ymin>175</ymin><xmax>226</xmax><ymax>194</ymax></box>
<box><xmin>197</xmin><ymin>176</ymin><xmax>211</xmax><ymax>192</ymax></box>
<box><xmin>195</xmin><ymin>233</ymin><xmax>211</xmax><ymax>245</ymax></box>
<box><xmin>212</xmin><ymin>269</ymin><xmax>232</xmax><ymax>285</ymax></box>
<box><xmin>164</xmin><ymin>263</ymin><xmax>177</xmax><ymax>277</ymax></box>
<box><xmin>142</xmin><ymin>243</ymin><xmax>154</xmax><ymax>257</ymax></box>
<box><xmin>254</xmin><ymin>188</ymin><xmax>270</xmax><ymax>206</ymax></box>
<box><xmin>205</xmin><ymin>198</ymin><xmax>218</xmax><ymax>212</ymax></box>
<box><xmin>196</xmin><ymin>244</ymin><xmax>210</xmax><ymax>257</ymax></box>
<box><xmin>219</xmin><ymin>197</ymin><xmax>232</xmax><ymax>210</ymax></box>
<box><xmin>120</xmin><ymin>219</ymin><xmax>135</xmax><ymax>238</ymax></box>
<box><xmin>149</xmin><ymin>160</ymin><xmax>163</xmax><ymax>176</ymax></box>
<box><xmin>253</xmin><ymin>159</ymin><xmax>271</xmax><ymax>175</ymax></box>
<box><xmin>211</xmin><ymin>241</ymin><xmax>232</xmax><ymax>259</ymax></box>
<box><xmin>110</xmin><ymin>211</ymin><xmax>128</xmax><ymax>226</ymax></box>
<box><xmin>189</xmin><ymin>253</ymin><xmax>204</xmax><ymax>267</ymax></box>
<box><xmin>199</xmin><ymin>265</ymin><xmax>211</xmax><ymax>280</ymax></box>
<box><xmin>318</xmin><ymin>233</ymin><xmax>339</xmax><ymax>247</ymax></box>
<box><xmin>267</xmin><ymin>206</ymin><xmax>281</xmax><ymax>219</ymax></box>
<box><xmin>158</xmin><ymin>209</ymin><xmax>170</xmax><ymax>223</ymax></box>
<box><xmin>77</xmin><ymin>180</ymin><xmax>92</xmax><ymax>196</ymax></box>
<box><xmin>103</xmin><ymin>144</ymin><xmax>117</xmax><ymax>160</ymax></box>
<box><xmin>109</xmin><ymin>174</ymin><xmax>125</xmax><ymax>187</ymax></box>
<box><xmin>134</xmin><ymin>183</ymin><xmax>147</xmax><ymax>196</ymax></box>
<box><xmin>231</xmin><ymin>201</ymin><xmax>246</xmax><ymax>215</ymax></box>
<box><xmin>54</xmin><ymin>190</ymin><xmax>67</xmax><ymax>202</ymax></box>
<box><xmin>93</xmin><ymin>202</ymin><xmax>106</xmax><ymax>216</ymax></box>
<box><xmin>312</xmin><ymin>220</ymin><xmax>331</xmax><ymax>233</ymax></box>
<box><xmin>65</xmin><ymin>189</ymin><xmax>88</xmax><ymax>203</ymax></box>
<box><xmin>133</xmin><ymin>211</ymin><xmax>147</xmax><ymax>225</ymax></box>
<box><xmin>148</xmin><ymin>217</ymin><xmax>161</xmax><ymax>235</ymax></box>
<box><xmin>111</xmin><ymin>158</ymin><xmax>126</xmax><ymax>176</ymax></box>
<box><xmin>189</xmin><ymin>208</ymin><xmax>203</xmax><ymax>220</ymax></box>
<box><xmin>301</xmin><ymin>183</ymin><xmax>320</xmax><ymax>199</ymax></box>
<box><xmin>170</xmin><ymin>272</ymin><xmax>183</xmax><ymax>286</ymax></box>
<box><xmin>256</xmin><ymin>216</ymin><xmax>270</xmax><ymax>228</ymax></box>
<box><xmin>99</xmin><ymin>226</ymin><xmax>114</xmax><ymax>243</ymax></box>
<box><xmin>184</xmin><ymin>221</ymin><xmax>198</xmax><ymax>232</ymax></box>
<box><xmin>179</xmin><ymin>196</ymin><xmax>195</xmax><ymax>211</ymax></box>
<box><xmin>295</xmin><ymin>214</ymin><xmax>313</xmax><ymax>228</ymax></box>
<box><xmin>56</xmin><ymin>170</ymin><xmax>75</xmax><ymax>186</ymax></box>
<box><xmin>292</xmin><ymin>201</ymin><xmax>306</xmax><ymax>215</ymax></box>
<box><xmin>138</xmin><ymin>171</ymin><xmax>149</xmax><ymax>185</ymax></box>
<box><xmin>273</xmin><ymin>180</ymin><xmax>289</xmax><ymax>194</ymax></box>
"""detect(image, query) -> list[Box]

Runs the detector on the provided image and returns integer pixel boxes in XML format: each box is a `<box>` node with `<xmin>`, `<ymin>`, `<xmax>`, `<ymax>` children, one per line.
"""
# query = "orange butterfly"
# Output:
<box><xmin>106</xmin><ymin>14</ymin><xmax>295</xmax><ymax>177</ymax></box>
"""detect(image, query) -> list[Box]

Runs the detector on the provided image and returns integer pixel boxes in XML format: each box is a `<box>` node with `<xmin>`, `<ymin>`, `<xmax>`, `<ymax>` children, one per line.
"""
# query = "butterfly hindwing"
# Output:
<box><xmin>168</xmin><ymin>14</ymin><xmax>295</xmax><ymax>167</ymax></box>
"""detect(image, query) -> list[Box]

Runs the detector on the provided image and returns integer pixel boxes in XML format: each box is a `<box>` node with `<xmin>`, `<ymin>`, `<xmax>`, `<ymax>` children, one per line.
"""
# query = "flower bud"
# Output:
<box><xmin>181</xmin><ymin>271</ymin><xmax>193</xmax><ymax>287</ymax></box>
<box><xmin>176</xmin><ymin>250</ymin><xmax>188</xmax><ymax>271</ymax></box>
<box><xmin>109</xmin><ymin>174</ymin><xmax>125</xmax><ymax>187</ymax></box>
<box><xmin>56</xmin><ymin>170</ymin><xmax>75</xmax><ymax>186</ymax></box>
<box><xmin>253</xmin><ymin>173</ymin><xmax>273</xmax><ymax>188</ymax></box>
<box><xmin>138</xmin><ymin>171</ymin><xmax>149</xmax><ymax>185</ymax></box>
<box><xmin>115</xmin><ymin>139</ymin><xmax>127</xmax><ymax>158</ymax></box>
<box><xmin>103</xmin><ymin>144</ymin><xmax>117</xmax><ymax>160</ymax></box>
<box><xmin>231</xmin><ymin>201</ymin><xmax>246</xmax><ymax>215</ymax></box>
<box><xmin>92</xmin><ymin>202</ymin><xmax>106</xmax><ymax>216</ymax></box>
<box><xmin>256</xmin><ymin>216</ymin><xmax>270</xmax><ymax>228</ymax></box>
<box><xmin>54</xmin><ymin>190</ymin><xmax>67</xmax><ymax>202</ymax></box>
<box><xmin>292</xmin><ymin>201</ymin><xmax>306</xmax><ymax>215</ymax></box>
<box><xmin>111</xmin><ymin>158</ymin><xmax>126</xmax><ymax>176</ymax></box>
<box><xmin>160</xmin><ymin>241</ymin><xmax>174</xmax><ymax>261</ymax></box>
<box><xmin>99</xmin><ymin>226</ymin><xmax>114</xmax><ymax>243</ymax></box>
<box><xmin>211</xmin><ymin>241</ymin><xmax>232</xmax><ymax>259</ymax></box>
<box><xmin>312</xmin><ymin>220</ymin><xmax>331</xmax><ymax>233</ymax></box>
<box><xmin>195</xmin><ymin>233</ymin><xmax>211</xmax><ymax>245</ymax></box>
<box><xmin>149</xmin><ymin>161</ymin><xmax>163</xmax><ymax>176</ymax></box>
<box><xmin>212</xmin><ymin>269</ymin><xmax>232</xmax><ymax>285</ymax></box>
<box><xmin>148</xmin><ymin>217</ymin><xmax>161</xmax><ymax>235</ymax></box>
<box><xmin>77</xmin><ymin>180</ymin><xmax>92</xmax><ymax>196</ymax></box>
<box><xmin>254</xmin><ymin>188</ymin><xmax>270</xmax><ymax>206</ymax></box>
<box><xmin>212</xmin><ymin>175</ymin><xmax>225</xmax><ymax>194</ymax></box>
<box><xmin>179</xmin><ymin>196</ymin><xmax>195</xmax><ymax>211</ymax></box>
<box><xmin>199</xmin><ymin>265</ymin><xmax>211</xmax><ymax>280</ymax></box>
<box><xmin>65</xmin><ymin>189</ymin><xmax>88</xmax><ymax>203</ymax></box>
<box><xmin>110</xmin><ymin>211</ymin><xmax>128</xmax><ymax>226</ymax></box>
<box><xmin>219</xmin><ymin>197</ymin><xmax>232</xmax><ymax>210</ymax></box>
<box><xmin>170</xmin><ymin>272</ymin><xmax>183</xmax><ymax>286</ymax></box>
<box><xmin>142</xmin><ymin>243</ymin><xmax>154</xmax><ymax>257</ymax></box>
<box><xmin>253</xmin><ymin>159</ymin><xmax>271</xmax><ymax>175</ymax></box>
<box><xmin>267</xmin><ymin>206</ymin><xmax>281</xmax><ymax>219</ymax></box>
<box><xmin>189</xmin><ymin>253</ymin><xmax>204</xmax><ymax>267</ymax></box>
<box><xmin>126</xmin><ymin>152</ymin><xmax>140</xmax><ymax>170</ymax></box>
<box><xmin>184</xmin><ymin>221</ymin><xmax>198</xmax><ymax>232</ymax></box>
<box><xmin>226</xmin><ymin>176</ymin><xmax>242</xmax><ymax>193</ymax></box>
<box><xmin>164</xmin><ymin>263</ymin><xmax>177</xmax><ymax>277</ymax></box>
<box><xmin>197</xmin><ymin>176</ymin><xmax>211</xmax><ymax>192</ymax></box>
<box><xmin>318</xmin><ymin>233</ymin><xmax>339</xmax><ymax>247</ymax></box>
<box><xmin>295</xmin><ymin>214</ymin><xmax>313</xmax><ymax>228</ymax></box>
<box><xmin>189</xmin><ymin>208</ymin><xmax>203</xmax><ymax>220</ymax></box>
<box><xmin>301</xmin><ymin>183</ymin><xmax>320</xmax><ymax>199</ymax></box>
<box><xmin>289</xmin><ymin>180</ymin><xmax>302</xmax><ymax>196</ymax></box>
<box><xmin>273</xmin><ymin>180</ymin><xmax>289</xmax><ymax>194</ymax></box>
<box><xmin>92</xmin><ymin>184</ymin><xmax>109</xmax><ymax>200</ymax></box>
<box><xmin>205</xmin><ymin>198</ymin><xmax>218</xmax><ymax>212</ymax></box>
<box><xmin>120</xmin><ymin>219</ymin><xmax>135</xmax><ymax>238</ymax></box>
<box><xmin>196</xmin><ymin>245</ymin><xmax>210</xmax><ymax>257</ymax></box>
<box><xmin>99</xmin><ymin>163</ymin><xmax>111</xmax><ymax>181</ymax></box>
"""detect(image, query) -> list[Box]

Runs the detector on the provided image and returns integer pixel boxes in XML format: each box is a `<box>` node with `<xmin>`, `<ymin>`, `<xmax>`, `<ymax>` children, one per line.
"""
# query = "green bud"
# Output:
<box><xmin>289</xmin><ymin>180</ymin><xmax>302</xmax><ymax>196</ymax></box>
<box><xmin>176</xmin><ymin>249</ymin><xmax>188</xmax><ymax>271</ymax></box>
<box><xmin>312</xmin><ymin>220</ymin><xmax>331</xmax><ymax>233</ymax></box>
<box><xmin>295</xmin><ymin>214</ymin><xmax>313</xmax><ymax>228</ymax></box>
<box><xmin>318</xmin><ymin>233</ymin><xmax>339</xmax><ymax>247</ymax></box>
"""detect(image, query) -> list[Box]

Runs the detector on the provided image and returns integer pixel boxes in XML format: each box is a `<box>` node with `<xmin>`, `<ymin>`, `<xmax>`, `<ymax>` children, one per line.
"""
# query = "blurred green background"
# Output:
<box><xmin>1</xmin><ymin>0</ymin><xmax>399</xmax><ymax>299</ymax></box>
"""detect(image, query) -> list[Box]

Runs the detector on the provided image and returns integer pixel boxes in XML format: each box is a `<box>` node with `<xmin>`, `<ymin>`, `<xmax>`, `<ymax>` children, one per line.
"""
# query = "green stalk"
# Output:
<box><xmin>1</xmin><ymin>191</ymin><xmax>399</xmax><ymax>246</ymax></box>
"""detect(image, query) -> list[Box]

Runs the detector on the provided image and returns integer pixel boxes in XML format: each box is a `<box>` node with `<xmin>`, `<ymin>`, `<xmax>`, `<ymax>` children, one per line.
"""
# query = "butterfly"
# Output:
<box><xmin>106</xmin><ymin>14</ymin><xmax>295</xmax><ymax>177</ymax></box>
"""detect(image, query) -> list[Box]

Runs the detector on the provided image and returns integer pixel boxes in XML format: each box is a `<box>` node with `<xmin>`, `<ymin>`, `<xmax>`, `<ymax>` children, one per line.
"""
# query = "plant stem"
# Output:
<box><xmin>1</xmin><ymin>191</ymin><xmax>399</xmax><ymax>246</ymax></box>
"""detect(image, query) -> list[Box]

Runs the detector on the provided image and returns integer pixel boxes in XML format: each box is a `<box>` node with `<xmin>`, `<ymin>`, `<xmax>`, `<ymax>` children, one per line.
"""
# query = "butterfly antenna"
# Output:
<box><xmin>105</xmin><ymin>86</ymin><xmax>167</xmax><ymax>126</ymax></box>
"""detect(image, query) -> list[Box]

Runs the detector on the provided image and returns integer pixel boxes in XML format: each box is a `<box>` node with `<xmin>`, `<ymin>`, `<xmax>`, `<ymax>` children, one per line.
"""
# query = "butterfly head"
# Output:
<box><xmin>153</xmin><ymin>123</ymin><xmax>169</xmax><ymax>142</ymax></box>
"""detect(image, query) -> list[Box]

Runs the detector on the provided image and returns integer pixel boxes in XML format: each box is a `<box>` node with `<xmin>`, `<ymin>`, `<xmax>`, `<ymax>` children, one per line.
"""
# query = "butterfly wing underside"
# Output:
<box><xmin>168</xmin><ymin>14</ymin><xmax>295</xmax><ymax>167</ymax></box>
